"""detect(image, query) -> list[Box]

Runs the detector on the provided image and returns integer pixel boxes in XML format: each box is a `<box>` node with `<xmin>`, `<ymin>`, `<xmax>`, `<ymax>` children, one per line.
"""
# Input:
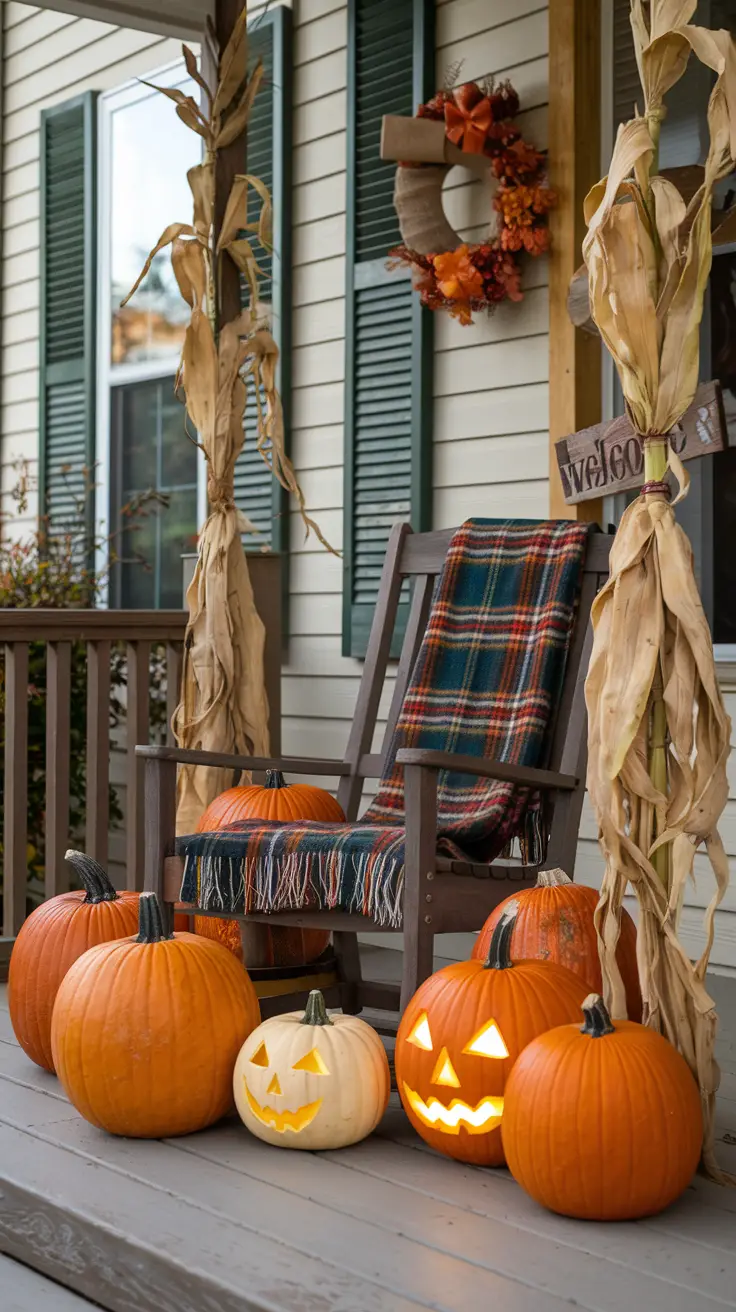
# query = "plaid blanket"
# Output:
<box><xmin>179</xmin><ymin>519</ymin><xmax>590</xmax><ymax>927</ymax></box>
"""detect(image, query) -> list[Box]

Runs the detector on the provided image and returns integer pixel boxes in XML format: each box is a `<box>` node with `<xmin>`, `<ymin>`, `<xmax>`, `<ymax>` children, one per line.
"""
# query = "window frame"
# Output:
<box><xmin>95</xmin><ymin>61</ymin><xmax>207</xmax><ymax>603</ymax></box>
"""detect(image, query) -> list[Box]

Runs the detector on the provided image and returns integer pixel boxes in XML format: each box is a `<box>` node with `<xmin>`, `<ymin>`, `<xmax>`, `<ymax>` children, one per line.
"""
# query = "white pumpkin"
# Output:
<box><xmin>233</xmin><ymin>989</ymin><xmax>390</xmax><ymax>1149</ymax></box>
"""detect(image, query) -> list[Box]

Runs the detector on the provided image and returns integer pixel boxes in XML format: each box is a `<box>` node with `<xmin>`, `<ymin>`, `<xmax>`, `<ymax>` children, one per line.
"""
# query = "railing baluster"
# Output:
<box><xmin>126</xmin><ymin>641</ymin><xmax>150</xmax><ymax>891</ymax></box>
<box><xmin>165</xmin><ymin>641</ymin><xmax>183</xmax><ymax>748</ymax></box>
<box><xmin>3</xmin><ymin>643</ymin><xmax>28</xmax><ymax>936</ymax></box>
<box><xmin>86</xmin><ymin>640</ymin><xmax>111</xmax><ymax>868</ymax></box>
<box><xmin>45</xmin><ymin>642</ymin><xmax>72</xmax><ymax>899</ymax></box>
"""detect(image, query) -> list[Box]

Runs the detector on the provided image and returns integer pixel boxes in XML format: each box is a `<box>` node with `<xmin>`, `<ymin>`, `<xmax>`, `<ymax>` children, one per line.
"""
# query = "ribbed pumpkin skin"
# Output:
<box><xmin>472</xmin><ymin>880</ymin><xmax>642</xmax><ymax>1020</ymax></box>
<box><xmin>234</xmin><ymin>1001</ymin><xmax>390</xmax><ymax>1149</ymax></box>
<box><xmin>197</xmin><ymin>780</ymin><xmax>345</xmax><ymax>828</ymax></box>
<box><xmin>503</xmin><ymin>1017</ymin><xmax>702</xmax><ymax>1219</ymax></box>
<box><xmin>194</xmin><ymin>773</ymin><xmax>341</xmax><ymax>967</ymax></box>
<box><xmin>193</xmin><ymin>916</ymin><xmax>331</xmax><ymax>968</ymax></box>
<box><xmin>395</xmin><ymin>957</ymin><xmax>588</xmax><ymax>1166</ymax></box>
<box><xmin>8</xmin><ymin>890</ymin><xmax>140</xmax><ymax>1072</ymax></box>
<box><xmin>51</xmin><ymin>931</ymin><xmax>260</xmax><ymax>1137</ymax></box>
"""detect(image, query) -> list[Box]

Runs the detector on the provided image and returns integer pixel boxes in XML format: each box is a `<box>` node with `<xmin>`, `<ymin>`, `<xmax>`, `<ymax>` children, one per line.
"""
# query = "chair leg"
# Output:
<box><xmin>333</xmin><ymin>930</ymin><xmax>363</xmax><ymax>1014</ymax></box>
<box><xmin>401</xmin><ymin>763</ymin><xmax>439</xmax><ymax>1013</ymax></box>
<box><xmin>400</xmin><ymin>916</ymin><xmax>434</xmax><ymax>1013</ymax></box>
<box><xmin>143</xmin><ymin>755</ymin><xmax>177</xmax><ymax>937</ymax></box>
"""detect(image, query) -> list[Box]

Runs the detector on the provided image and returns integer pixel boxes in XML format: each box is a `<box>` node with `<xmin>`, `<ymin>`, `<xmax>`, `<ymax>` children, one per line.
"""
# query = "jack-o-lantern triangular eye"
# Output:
<box><xmin>463</xmin><ymin>1020</ymin><xmax>509</xmax><ymax>1059</ymax></box>
<box><xmin>293</xmin><ymin>1046</ymin><xmax>329</xmax><ymax>1075</ymax></box>
<box><xmin>407</xmin><ymin>1012</ymin><xmax>433</xmax><ymax>1051</ymax></box>
<box><xmin>250</xmin><ymin>1041</ymin><xmax>269</xmax><ymax>1068</ymax></box>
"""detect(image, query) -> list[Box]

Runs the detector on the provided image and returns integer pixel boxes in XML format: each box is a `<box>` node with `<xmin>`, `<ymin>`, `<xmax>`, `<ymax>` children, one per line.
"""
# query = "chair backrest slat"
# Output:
<box><xmin>379</xmin><ymin>571</ymin><xmax>435</xmax><ymax>761</ymax></box>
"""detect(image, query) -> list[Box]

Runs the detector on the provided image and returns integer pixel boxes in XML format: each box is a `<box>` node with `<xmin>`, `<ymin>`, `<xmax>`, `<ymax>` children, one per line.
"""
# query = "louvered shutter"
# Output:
<box><xmin>234</xmin><ymin>5</ymin><xmax>292</xmax><ymax>572</ymax></box>
<box><xmin>343</xmin><ymin>0</ymin><xmax>434</xmax><ymax>659</ymax></box>
<box><xmin>39</xmin><ymin>93</ymin><xmax>97</xmax><ymax>541</ymax></box>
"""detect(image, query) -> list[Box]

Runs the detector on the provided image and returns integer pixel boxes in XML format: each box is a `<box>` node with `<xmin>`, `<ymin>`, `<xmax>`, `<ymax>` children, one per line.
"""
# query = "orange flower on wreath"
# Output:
<box><xmin>433</xmin><ymin>245</ymin><xmax>484</xmax><ymax>301</ymax></box>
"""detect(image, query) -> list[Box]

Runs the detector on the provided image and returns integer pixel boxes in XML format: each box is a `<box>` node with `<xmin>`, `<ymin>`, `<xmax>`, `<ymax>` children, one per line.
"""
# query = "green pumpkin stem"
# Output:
<box><xmin>265</xmin><ymin>770</ymin><xmax>287</xmax><ymax>790</ymax></box>
<box><xmin>301</xmin><ymin>989</ymin><xmax>332</xmax><ymax>1026</ymax></box>
<box><xmin>137</xmin><ymin>893</ymin><xmax>174</xmax><ymax>943</ymax></box>
<box><xmin>65</xmin><ymin>850</ymin><xmax>118</xmax><ymax>904</ymax></box>
<box><xmin>581</xmin><ymin>993</ymin><xmax>615</xmax><ymax>1038</ymax></box>
<box><xmin>484</xmin><ymin>899</ymin><xmax>518</xmax><ymax>970</ymax></box>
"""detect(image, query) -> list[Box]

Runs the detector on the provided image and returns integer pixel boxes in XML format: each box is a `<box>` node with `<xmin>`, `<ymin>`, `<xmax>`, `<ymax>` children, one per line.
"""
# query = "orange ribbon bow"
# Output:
<box><xmin>444</xmin><ymin>87</ymin><xmax>492</xmax><ymax>155</ymax></box>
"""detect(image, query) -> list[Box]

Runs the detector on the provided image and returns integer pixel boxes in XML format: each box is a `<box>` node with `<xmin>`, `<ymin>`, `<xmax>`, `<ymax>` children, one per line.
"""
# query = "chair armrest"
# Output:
<box><xmin>396</xmin><ymin>748</ymin><xmax>577</xmax><ymax>791</ymax></box>
<box><xmin>136</xmin><ymin>745</ymin><xmax>351</xmax><ymax>777</ymax></box>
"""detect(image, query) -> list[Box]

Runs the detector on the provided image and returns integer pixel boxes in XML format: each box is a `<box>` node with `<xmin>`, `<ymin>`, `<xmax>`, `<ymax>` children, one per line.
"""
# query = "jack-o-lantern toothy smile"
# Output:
<box><xmin>242</xmin><ymin>1080</ymin><xmax>323</xmax><ymax>1134</ymax></box>
<box><xmin>402</xmin><ymin>1083</ymin><xmax>505</xmax><ymax>1134</ymax></box>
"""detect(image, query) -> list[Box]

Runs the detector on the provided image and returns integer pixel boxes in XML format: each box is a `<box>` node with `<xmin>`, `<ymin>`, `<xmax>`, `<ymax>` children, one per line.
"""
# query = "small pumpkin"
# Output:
<box><xmin>195</xmin><ymin>771</ymin><xmax>343</xmax><ymax>966</ymax></box>
<box><xmin>395</xmin><ymin>901</ymin><xmax>589</xmax><ymax>1166</ymax></box>
<box><xmin>8</xmin><ymin>850</ymin><xmax>140</xmax><ymax>1072</ymax></box>
<box><xmin>472</xmin><ymin>868</ymin><xmax>641</xmax><ymax>1019</ymax></box>
<box><xmin>502</xmin><ymin>994</ymin><xmax>702</xmax><ymax>1220</ymax></box>
<box><xmin>51</xmin><ymin>892</ymin><xmax>260</xmax><ymax>1138</ymax></box>
<box><xmin>234</xmin><ymin>989</ymin><xmax>390</xmax><ymax>1149</ymax></box>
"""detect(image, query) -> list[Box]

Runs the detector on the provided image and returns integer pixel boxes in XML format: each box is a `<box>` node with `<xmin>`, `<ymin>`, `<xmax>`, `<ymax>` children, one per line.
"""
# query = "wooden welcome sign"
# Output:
<box><xmin>555</xmin><ymin>381</ymin><xmax>728</xmax><ymax>504</ymax></box>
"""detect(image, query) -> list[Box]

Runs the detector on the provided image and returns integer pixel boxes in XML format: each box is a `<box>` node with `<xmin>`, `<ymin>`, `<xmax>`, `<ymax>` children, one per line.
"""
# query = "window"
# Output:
<box><xmin>98</xmin><ymin>62</ymin><xmax>202</xmax><ymax>610</ymax></box>
<box><xmin>605</xmin><ymin>0</ymin><xmax>736</xmax><ymax>650</ymax></box>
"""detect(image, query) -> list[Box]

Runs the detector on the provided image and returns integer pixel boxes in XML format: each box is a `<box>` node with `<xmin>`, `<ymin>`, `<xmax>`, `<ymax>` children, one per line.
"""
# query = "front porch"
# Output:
<box><xmin>1</xmin><ymin>950</ymin><xmax>735</xmax><ymax>1312</ymax></box>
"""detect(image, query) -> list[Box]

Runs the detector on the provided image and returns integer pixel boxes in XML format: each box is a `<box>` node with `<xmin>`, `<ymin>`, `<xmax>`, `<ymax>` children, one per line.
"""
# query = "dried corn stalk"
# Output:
<box><xmin>122</xmin><ymin>12</ymin><xmax>332</xmax><ymax>833</ymax></box>
<box><xmin>583</xmin><ymin>0</ymin><xmax>734</xmax><ymax>1179</ymax></box>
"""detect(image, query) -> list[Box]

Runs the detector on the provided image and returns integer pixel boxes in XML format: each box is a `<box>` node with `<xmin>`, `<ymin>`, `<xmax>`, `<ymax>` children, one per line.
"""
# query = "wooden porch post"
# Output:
<box><xmin>548</xmin><ymin>0</ymin><xmax>603</xmax><ymax>524</ymax></box>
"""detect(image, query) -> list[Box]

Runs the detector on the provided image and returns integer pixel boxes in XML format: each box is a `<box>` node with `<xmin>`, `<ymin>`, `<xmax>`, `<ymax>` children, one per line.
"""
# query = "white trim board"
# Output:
<box><xmin>28</xmin><ymin>0</ymin><xmax>212</xmax><ymax>40</ymax></box>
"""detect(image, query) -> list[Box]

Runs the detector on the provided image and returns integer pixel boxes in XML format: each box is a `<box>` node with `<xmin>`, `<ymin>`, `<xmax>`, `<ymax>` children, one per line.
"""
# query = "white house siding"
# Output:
<box><xmin>0</xmin><ymin>1</ymin><xmax>183</xmax><ymax>538</ymax></box>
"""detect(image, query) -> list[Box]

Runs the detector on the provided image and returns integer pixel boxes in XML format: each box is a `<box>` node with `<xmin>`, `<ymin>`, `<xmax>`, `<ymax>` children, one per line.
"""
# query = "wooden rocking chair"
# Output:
<box><xmin>139</xmin><ymin>523</ymin><xmax>611</xmax><ymax>1016</ymax></box>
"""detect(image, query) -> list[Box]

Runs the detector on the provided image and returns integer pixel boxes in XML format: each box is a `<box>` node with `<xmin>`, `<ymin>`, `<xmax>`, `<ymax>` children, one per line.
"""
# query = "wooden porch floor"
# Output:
<box><xmin>1</xmin><ymin>953</ymin><xmax>735</xmax><ymax>1312</ymax></box>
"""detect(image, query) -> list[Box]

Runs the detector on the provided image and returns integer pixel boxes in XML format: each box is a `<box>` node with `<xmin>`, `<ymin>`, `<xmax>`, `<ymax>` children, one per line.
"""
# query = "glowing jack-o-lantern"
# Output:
<box><xmin>233</xmin><ymin>990</ymin><xmax>390</xmax><ymax>1150</ymax></box>
<box><xmin>395</xmin><ymin>901</ymin><xmax>589</xmax><ymax>1165</ymax></box>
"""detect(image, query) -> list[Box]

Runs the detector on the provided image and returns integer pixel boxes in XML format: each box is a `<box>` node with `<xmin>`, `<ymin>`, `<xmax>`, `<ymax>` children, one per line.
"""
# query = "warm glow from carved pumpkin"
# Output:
<box><xmin>234</xmin><ymin>990</ymin><xmax>390</xmax><ymax>1150</ymax></box>
<box><xmin>395</xmin><ymin>902</ymin><xmax>589</xmax><ymax>1165</ymax></box>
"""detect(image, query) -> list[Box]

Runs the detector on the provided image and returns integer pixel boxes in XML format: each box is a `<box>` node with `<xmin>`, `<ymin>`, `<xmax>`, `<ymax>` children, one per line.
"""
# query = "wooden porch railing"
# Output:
<box><xmin>1</xmin><ymin>610</ymin><xmax>187</xmax><ymax>941</ymax></box>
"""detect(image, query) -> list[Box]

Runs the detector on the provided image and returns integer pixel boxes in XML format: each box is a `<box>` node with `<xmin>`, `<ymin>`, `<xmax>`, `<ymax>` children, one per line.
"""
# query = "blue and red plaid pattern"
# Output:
<box><xmin>178</xmin><ymin>520</ymin><xmax>590</xmax><ymax>926</ymax></box>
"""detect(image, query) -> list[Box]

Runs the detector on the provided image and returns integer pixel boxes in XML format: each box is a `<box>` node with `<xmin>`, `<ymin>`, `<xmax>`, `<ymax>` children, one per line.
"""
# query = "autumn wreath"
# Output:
<box><xmin>385</xmin><ymin>79</ymin><xmax>555</xmax><ymax>324</ymax></box>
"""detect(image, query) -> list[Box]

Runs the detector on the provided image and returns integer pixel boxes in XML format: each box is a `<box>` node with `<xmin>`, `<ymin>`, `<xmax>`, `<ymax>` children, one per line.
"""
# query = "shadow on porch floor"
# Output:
<box><xmin>0</xmin><ymin>947</ymin><xmax>734</xmax><ymax>1312</ymax></box>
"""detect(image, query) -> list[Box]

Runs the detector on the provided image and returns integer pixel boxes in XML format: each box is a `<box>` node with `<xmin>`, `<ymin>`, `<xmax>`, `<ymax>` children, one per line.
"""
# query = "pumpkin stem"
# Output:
<box><xmin>301</xmin><ymin>989</ymin><xmax>332</xmax><ymax>1026</ymax></box>
<box><xmin>581</xmin><ymin>993</ymin><xmax>615</xmax><ymax>1038</ymax></box>
<box><xmin>137</xmin><ymin>893</ymin><xmax>174</xmax><ymax>943</ymax></box>
<box><xmin>536</xmin><ymin>867</ymin><xmax>572</xmax><ymax>888</ymax></box>
<box><xmin>484</xmin><ymin>900</ymin><xmax>518</xmax><ymax>970</ymax></box>
<box><xmin>65</xmin><ymin>850</ymin><xmax>119</xmax><ymax>904</ymax></box>
<box><xmin>265</xmin><ymin>770</ymin><xmax>287</xmax><ymax>790</ymax></box>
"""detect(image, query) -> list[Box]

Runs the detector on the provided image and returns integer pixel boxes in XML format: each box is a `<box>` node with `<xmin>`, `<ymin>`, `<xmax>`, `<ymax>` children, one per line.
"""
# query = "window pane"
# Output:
<box><xmin>159</xmin><ymin>487</ymin><xmax>198</xmax><ymax>608</ymax></box>
<box><xmin>110</xmin><ymin>72</ymin><xmax>200</xmax><ymax>366</ymax></box>
<box><xmin>112</xmin><ymin>376</ymin><xmax>198</xmax><ymax>608</ymax></box>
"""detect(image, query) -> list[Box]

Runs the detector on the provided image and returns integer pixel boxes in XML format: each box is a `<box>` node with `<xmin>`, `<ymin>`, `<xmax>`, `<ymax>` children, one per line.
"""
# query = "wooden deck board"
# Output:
<box><xmin>1</xmin><ymin>1253</ymin><xmax>101</xmax><ymax>1311</ymax></box>
<box><xmin>1</xmin><ymin>966</ymin><xmax>735</xmax><ymax>1312</ymax></box>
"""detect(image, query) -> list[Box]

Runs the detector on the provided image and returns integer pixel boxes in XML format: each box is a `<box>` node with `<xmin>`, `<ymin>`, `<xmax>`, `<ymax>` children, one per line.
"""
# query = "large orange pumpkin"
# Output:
<box><xmin>395</xmin><ymin>901</ymin><xmax>589</xmax><ymax>1166</ymax></box>
<box><xmin>472</xmin><ymin>868</ymin><xmax>641</xmax><ymax>1019</ymax></box>
<box><xmin>51</xmin><ymin>892</ymin><xmax>260</xmax><ymax>1138</ymax></box>
<box><xmin>194</xmin><ymin>771</ymin><xmax>344</xmax><ymax>966</ymax></box>
<box><xmin>8</xmin><ymin>850</ymin><xmax>140</xmax><ymax>1072</ymax></box>
<box><xmin>502</xmin><ymin>994</ymin><xmax>702</xmax><ymax>1219</ymax></box>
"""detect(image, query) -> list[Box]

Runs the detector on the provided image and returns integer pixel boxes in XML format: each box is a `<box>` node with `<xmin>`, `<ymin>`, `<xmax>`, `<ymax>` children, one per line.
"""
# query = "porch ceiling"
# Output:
<box><xmin>27</xmin><ymin>0</ymin><xmax>213</xmax><ymax>40</ymax></box>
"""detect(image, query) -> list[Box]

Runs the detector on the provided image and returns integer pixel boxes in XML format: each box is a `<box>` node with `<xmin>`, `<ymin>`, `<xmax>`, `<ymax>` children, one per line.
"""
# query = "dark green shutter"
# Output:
<box><xmin>343</xmin><ymin>0</ymin><xmax>434</xmax><ymax>659</ymax></box>
<box><xmin>39</xmin><ymin>92</ymin><xmax>97</xmax><ymax>542</ymax></box>
<box><xmin>234</xmin><ymin>5</ymin><xmax>292</xmax><ymax>579</ymax></box>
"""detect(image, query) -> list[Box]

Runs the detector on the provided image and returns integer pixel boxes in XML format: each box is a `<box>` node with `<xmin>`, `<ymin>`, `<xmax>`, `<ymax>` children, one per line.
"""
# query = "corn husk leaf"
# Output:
<box><xmin>214</xmin><ymin>61</ymin><xmax>264</xmax><ymax>150</ymax></box>
<box><xmin>582</xmin><ymin>1</ymin><xmax>735</xmax><ymax>1181</ymax></box>
<box><xmin>213</xmin><ymin>4</ymin><xmax>248</xmax><ymax>117</ymax></box>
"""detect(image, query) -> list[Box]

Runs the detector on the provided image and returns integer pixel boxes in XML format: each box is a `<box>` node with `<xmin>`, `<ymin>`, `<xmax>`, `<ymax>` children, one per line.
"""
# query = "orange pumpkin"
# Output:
<box><xmin>8</xmin><ymin>850</ymin><xmax>140</xmax><ymax>1072</ymax></box>
<box><xmin>194</xmin><ymin>771</ymin><xmax>343</xmax><ymax>966</ymax></box>
<box><xmin>51</xmin><ymin>892</ymin><xmax>260</xmax><ymax>1138</ymax></box>
<box><xmin>395</xmin><ymin>901</ymin><xmax>589</xmax><ymax>1166</ymax></box>
<box><xmin>502</xmin><ymin>994</ymin><xmax>702</xmax><ymax>1219</ymax></box>
<box><xmin>472</xmin><ymin>868</ymin><xmax>641</xmax><ymax>1019</ymax></box>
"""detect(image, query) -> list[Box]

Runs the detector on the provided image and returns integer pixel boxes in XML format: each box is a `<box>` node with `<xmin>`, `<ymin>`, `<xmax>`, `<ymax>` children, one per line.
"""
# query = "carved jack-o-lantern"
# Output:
<box><xmin>233</xmin><ymin>990</ymin><xmax>390</xmax><ymax>1150</ymax></box>
<box><xmin>395</xmin><ymin>902</ymin><xmax>589</xmax><ymax>1165</ymax></box>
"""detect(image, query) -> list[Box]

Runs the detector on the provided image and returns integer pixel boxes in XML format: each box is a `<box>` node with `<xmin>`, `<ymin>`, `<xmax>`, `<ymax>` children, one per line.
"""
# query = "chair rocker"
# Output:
<box><xmin>139</xmin><ymin>521</ymin><xmax>611</xmax><ymax>1017</ymax></box>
